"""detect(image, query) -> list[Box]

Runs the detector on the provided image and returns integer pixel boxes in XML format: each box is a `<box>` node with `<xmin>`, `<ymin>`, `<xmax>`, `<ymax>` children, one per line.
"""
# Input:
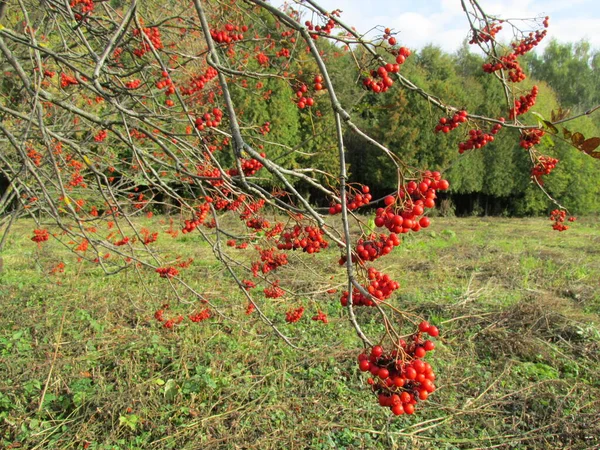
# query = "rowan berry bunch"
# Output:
<box><xmin>520</xmin><ymin>128</ymin><xmax>545</xmax><ymax>149</ymax></box>
<box><xmin>469</xmin><ymin>22</ymin><xmax>502</xmax><ymax>44</ymax></box>
<box><xmin>435</xmin><ymin>110</ymin><xmax>468</xmax><ymax>133</ymax></box>
<box><xmin>156</xmin><ymin>267</ymin><xmax>179</xmax><ymax>279</ymax></box>
<box><xmin>340</xmin><ymin>267</ymin><xmax>400</xmax><ymax>307</ymax></box>
<box><xmin>511</xmin><ymin>86</ymin><xmax>539</xmax><ymax>119</ymax></box>
<box><xmin>31</xmin><ymin>229</ymin><xmax>50</xmax><ymax>244</ymax></box>
<box><xmin>276</xmin><ymin>225</ymin><xmax>329</xmax><ymax>254</ymax></box>
<box><xmin>531</xmin><ymin>155</ymin><xmax>559</xmax><ymax>182</ymax></box>
<box><xmin>285</xmin><ymin>307</ymin><xmax>305</xmax><ymax>323</ymax></box>
<box><xmin>549</xmin><ymin>209</ymin><xmax>575</xmax><ymax>232</ymax></box>
<box><xmin>373</xmin><ymin>172</ymin><xmax>450</xmax><ymax>235</ymax></box>
<box><xmin>358</xmin><ymin>321</ymin><xmax>439</xmax><ymax>415</ymax></box>
<box><xmin>329</xmin><ymin>185</ymin><xmax>373</xmax><ymax>215</ymax></box>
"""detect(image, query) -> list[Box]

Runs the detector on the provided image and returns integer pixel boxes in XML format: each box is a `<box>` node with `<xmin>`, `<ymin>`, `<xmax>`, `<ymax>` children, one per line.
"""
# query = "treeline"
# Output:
<box><xmin>341</xmin><ymin>40</ymin><xmax>600</xmax><ymax>216</ymax></box>
<box><xmin>230</xmin><ymin>38</ymin><xmax>600</xmax><ymax>216</ymax></box>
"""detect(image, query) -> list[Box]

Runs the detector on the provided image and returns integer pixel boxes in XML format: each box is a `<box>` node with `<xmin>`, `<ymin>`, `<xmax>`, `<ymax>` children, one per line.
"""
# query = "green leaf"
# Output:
<box><xmin>119</xmin><ymin>414</ymin><xmax>139</xmax><ymax>431</ymax></box>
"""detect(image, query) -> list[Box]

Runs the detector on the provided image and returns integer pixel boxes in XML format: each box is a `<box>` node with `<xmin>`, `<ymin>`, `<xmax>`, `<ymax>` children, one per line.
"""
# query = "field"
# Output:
<box><xmin>1</xmin><ymin>216</ymin><xmax>599</xmax><ymax>449</ymax></box>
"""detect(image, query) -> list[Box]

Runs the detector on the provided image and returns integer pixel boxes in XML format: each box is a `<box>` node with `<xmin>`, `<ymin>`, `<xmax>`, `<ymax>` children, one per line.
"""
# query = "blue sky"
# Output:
<box><xmin>290</xmin><ymin>0</ymin><xmax>600</xmax><ymax>52</ymax></box>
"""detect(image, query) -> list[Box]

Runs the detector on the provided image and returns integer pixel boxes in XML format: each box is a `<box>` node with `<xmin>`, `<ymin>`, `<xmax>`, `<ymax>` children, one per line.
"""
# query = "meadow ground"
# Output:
<box><xmin>1</xmin><ymin>216</ymin><xmax>599</xmax><ymax>449</ymax></box>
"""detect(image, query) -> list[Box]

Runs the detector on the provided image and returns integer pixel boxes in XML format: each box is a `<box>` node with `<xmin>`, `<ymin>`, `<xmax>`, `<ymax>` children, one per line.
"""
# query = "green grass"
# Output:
<box><xmin>1</xmin><ymin>216</ymin><xmax>599</xmax><ymax>449</ymax></box>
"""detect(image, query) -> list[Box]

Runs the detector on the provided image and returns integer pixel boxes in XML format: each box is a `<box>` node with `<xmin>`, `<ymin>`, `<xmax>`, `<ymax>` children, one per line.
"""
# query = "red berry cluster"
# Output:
<box><xmin>156</xmin><ymin>266</ymin><xmax>179</xmax><ymax>279</ymax></box>
<box><xmin>550</xmin><ymin>209</ymin><xmax>572</xmax><ymax>232</ymax></box>
<box><xmin>305</xmin><ymin>18</ymin><xmax>336</xmax><ymax>39</ymax></box>
<box><xmin>312</xmin><ymin>311</ymin><xmax>328</xmax><ymax>323</ymax></box>
<box><xmin>132</xmin><ymin>27</ymin><xmax>163</xmax><ymax>58</ymax></box>
<box><xmin>340</xmin><ymin>268</ymin><xmax>399</xmax><ymax>307</ymax></box>
<box><xmin>154</xmin><ymin>304</ymin><xmax>184</xmax><ymax>329</ymax></box>
<box><xmin>349</xmin><ymin>232</ymin><xmax>401</xmax><ymax>264</ymax></box>
<box><xmin>114</xmin><ymin>236</ymin><xmax>130</xmax><ymax>246</ymax></box>
<box><xmin>141</xmin><ymin>228</ymin><xmax>158</xmax><ymax>245</ymax></box>
<box><xmin>358</xmin><ymin>322</ymin><xmax>439</xmax><ymax>415</ymax></box>
<box><xmin>362</xmin><ymin>48</ymin><xmax>409</xmax><ymax>94</ymax></box>
<box><xmin>394</xmin><ymin>46</ymin><xmax>411</xmax><ymax>65</ymax></box>
<box><xmin>70</xmin><ymin>0</ymin><xmax>94</xmax><ymax>19</ymax></box>
<box><xmin>329</xmin><ymin>185</ymin><xmax>372</xmax><ymax>215</ymax></box>
<box><xmin>543</xmin><ymin>16</ymin><xmax>550</xmax><ymax>28</ymax></box>
<box><xmin>435</xmin><ymin>110</ymin><xmax>468</xmax><ymax>133</ymax></box>
<box><xmin>512</xmin><ymin>29</ymin><xmax>547</xmax><ymax>56</ymax></box>
<box><xmin>531</xmin><ymin>155</ymin><xmax>558</xmax><ymax>182</ymax></box>
<box><xmin>483</xmin><ymin>54</ymin><xmax>525</xmax><ymax>82</ymax></box>
<box><xmin>195</xmin><ymin>107</ymin><xmax>224</xmax><ymax>131</ymax></box>
<box><xmin>285</xmin><ymin>306</ymin><xmax>305</xmax><ymax>323</ymax></box>
<box><xmin>469</xmin><ymin>22</ymin><xmax>502</xmax><ymax>44</ymax></box>
<box><xmin>242</xmin><ymin>279</ymin><xmax>256</xmax><ymax>289</ymax></box>
<box><xmin>314</xmin><ymin>75</ymin><xmax>325</xmax><ymax>91</ymax></box>
<box><xmin>264</xmin><ymin>280</ymin><xmax>285</xmax><ymax>298</ymax></box>
<box><xmin>374</xmin><ymin>173</ymin><xmax>449</xmax><ymax>235</ymax></box>
<box><xmin>189</xmin><ymin>308</ymin><xmax>211</xmax><ymax>322</ymax></box>
<box><xmin>94</xmin><ymin>130</ymin><xmax>108</xmax><ymax>142</ymax></box>
<box><xmin>210</xmin><ymin>23</ymin><xmax>247</xmax><ymax>44</ymax></box>
<box><xmin>31</xmin><ymin>229</ymin><xmax>50</xmax><ymax>243</ymax></box>
<box><xmin>60</xmin><ymin>73</ymin><xmax>78</xmax><ymax>88</ymax></box>
<box><xmin>251</xmin><ymin>247</ymin><xmax>288</xmax><ymax>276</ymax></box>
<box><xmin>276</xmin><ymin>225</ymin><xmax>329</xmax><ymax>254</ymax></box>
<box><xmin>511</xmin><ymin>85</ymin><xmax>538</xmax><ymax>119</ymax></box>
<box><xmin>227</xmin><ymin>155</ymin><xmax>264</xmax><ymax>177</ymax></box>
<box><xmin>295</xmin><ymin>83</ymin><xmax>315</xmax><ymax>109</ymax></box>
<box><xmin>125</xmin><ymin>79</ymin><xmax>141</xmax><ymax>89</ymax></box>
<box><xmin>458</xmin><ymin>122</ymin><xmax>503</xmax><ymax>153</ymax></box>
<box><xmin>181</xmin><ymin>202</ymin><xmax>211</xmax><ymax>233</ymax></box>
<box><xmin>519</xmin><ymin>128</ymin><xmax>545</xmax><ymax>149</ymax></box>
<box><xmin>180</xmin><ymin>67</ymin><xmax>219</xmax><ymax>96</ymax></box>
<box><xmin>246</xmin><ymin>217</ymin><xmax>270</xmax><ymax>230</ymax></box>
<box><xmin>258</xmin><ymin>121</ymin><xmax>271</xmax><ymax>135</ymax></box>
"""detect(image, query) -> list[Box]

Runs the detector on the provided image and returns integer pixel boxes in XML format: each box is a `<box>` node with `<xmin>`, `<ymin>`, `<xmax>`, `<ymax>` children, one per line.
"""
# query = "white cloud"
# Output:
<box><xmin>276</xmin><ymin>0</ymin><xmax>600</xmax><ymax>52</ymax></box>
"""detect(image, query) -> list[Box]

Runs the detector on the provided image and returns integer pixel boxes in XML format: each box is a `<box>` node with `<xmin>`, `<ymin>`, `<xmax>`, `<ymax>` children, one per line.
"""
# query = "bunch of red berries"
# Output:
<box><xmin>512</xmin><ymin>30</ymin><xmax>547</xmax><ymax>56</ymax></box>
<box><xmin>251</xmin><ymin>247</ymin><xmax>288</xmax><ymax>275</ymax></box>
<box><xmin>458</xmin><ymin>120</ymin><xmax>502</xmax><ymax>153</ymax></box>
<box><xmin>60</xmin><ymin>73</ymin><xmax>78</xmax><ymax>88</ymax></box>
<box><xmin>180</xmin><ymin>67</ymin><xmax>219</xmax><ymax>96</ymax></box>
<box><xmin>264</xmin><ymin>280</ymin><xmax>285</xmax><ymax>299</ymax></box>
<box><xmin>340</xmin><ymin>268</ymin><xmax>400</xmax><ymax>307</ymax></box>
<box><xmin>276</xmin><ymin>225</ymin><xmax>329</xmax><ymax>254</ymax></box>
<box><xmin>435</xmin><ymin>110</ymin><xmax>468</xmax><ymax>133</ymax></box>
<box><xmin>31</xmin><ymin>229</ymin><xmax>50</xmax><ymax>243</ymax></box>
<box><xmin>210</xmin><ymin>23</ymin><xmax>247</xmax><ymax>44</ymax></box>
<box><xmin>329</xmin><ymin>185</ymin><xmax>373</xmax><ymax>215</ymax></box>
<box><xmin>125</xmin><ymin>79</ymin><xmax>141</xmax><ymax>89</ymax></box>
<box><xmin>189</xmin><ymin>309</ymin><xmax>211</xmax><ymax>323</ymax></box>
<box><xmin>373</xmin><ymin>173</ymin><xmax>449</xmax><ymax>235</ymax></box>
<box><xmin>285</xmin><ymin>307</ymin><xmax>305</xmax><ymax>323</ymax></box>
<box><xmin>156</xmin><ymin>266</ymin><xmax>179</xmax><ymax>279</ymax></box>
<box><xmin>519</xmin><ymin>128</ymin><xmax>545</xmax><ymax>149</ymax></box>
<box><xmin>350</xmin><ymin>232</ymin><xmax>401</xmax><ymax>264</ymax></box>
<box><xmin>531</xmin><ymin>155</ymin><xmax>558</xmax><ymax>181</ymax></box>
<box><xmin>194</xmin><ymin>108</ymin><xmax>224</xmax><ymax>131</ymax></box>
<box><xmin>549</xmin><ymin>209</ymin><xmax>575</xmax><ymax>232</ymax></box>
<box><xmin>511</xmin><ymin>86</ymin><xmax>538</xmax><ymax>119</ymax></box>
<box><xmin>312</xmin><ymin>311</ymin><xmax>328</xmax><ymax>323</ymax></box>
<box><xmin>358</xmin><ymin>321</ymin><xmax>439</xmax><ymax>415</ymax></box>
<box><xmin>469</xmin><ymin>23</ymin><xmax>502</xmax><ymax>44</ymax></box>
<box><xmin>132</xmin><ymin>27</ymin><xmax>163</xmax><ymax>57</ymax></box>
